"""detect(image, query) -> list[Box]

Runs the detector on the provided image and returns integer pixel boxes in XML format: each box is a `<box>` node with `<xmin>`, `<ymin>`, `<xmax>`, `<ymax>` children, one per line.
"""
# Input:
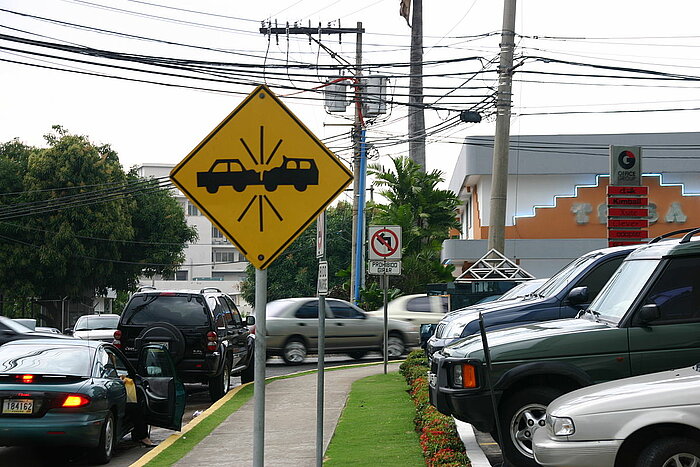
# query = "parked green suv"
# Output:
<box><xmin>429</xmin><ymin>228</ymin><xmax>700</xmax><ymax>467</ymax></box>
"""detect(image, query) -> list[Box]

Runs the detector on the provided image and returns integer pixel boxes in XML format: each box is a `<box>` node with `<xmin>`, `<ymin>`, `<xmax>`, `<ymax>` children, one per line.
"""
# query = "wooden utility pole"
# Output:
<box><xmin>408</xmin><ymin>0</ymin><xmax>426</xmax><ymax>170</ymax></box>
<box><xmin>488</xmin><ymin>0</ymin><xmax>517</xmax><ymax>253</ymax></box>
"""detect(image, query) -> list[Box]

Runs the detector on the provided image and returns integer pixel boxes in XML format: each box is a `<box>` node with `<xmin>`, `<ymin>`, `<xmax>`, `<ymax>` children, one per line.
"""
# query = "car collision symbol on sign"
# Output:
<box><xmin>170</xmin><ymin>84</ymin><xmax>353</xmax><ymax>270</ymax></box>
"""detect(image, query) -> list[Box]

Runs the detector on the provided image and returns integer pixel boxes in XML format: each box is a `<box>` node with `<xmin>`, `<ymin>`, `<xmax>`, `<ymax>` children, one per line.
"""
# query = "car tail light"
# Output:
<box><xmin>206</xmin><ymin>331</ymin><xmax>217</xmax><ymax>351</ymax></box>
<box><xmin>113</xmin><ymin>330</ymin><xmax>122</xmax><ymax>349</ymax></box>
<box><xmin>62</xmin><ymin>394</ymin><xmax>90</xmax><ymax>408</ymax></box>
<box><xmin>17</xmin><ymin>374</ymin><xmax>34</xmax><ymax>384</ymax></box>
<box><xmin>452</xmin><ymin>363</ymin><xmax>477</xmax><ymax>388</ymax></box>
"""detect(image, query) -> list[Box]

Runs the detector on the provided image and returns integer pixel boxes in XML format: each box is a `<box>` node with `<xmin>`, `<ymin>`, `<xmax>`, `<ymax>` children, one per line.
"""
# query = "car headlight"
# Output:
<box><xmin>547</xmin><ymin>414</ymin><xmax>575</xmax><ymax>436</ymax></box>
<box><xmin>451</xmin><ymin>363</ymin><xmax>477</xmax><ymax>388</ymax></box>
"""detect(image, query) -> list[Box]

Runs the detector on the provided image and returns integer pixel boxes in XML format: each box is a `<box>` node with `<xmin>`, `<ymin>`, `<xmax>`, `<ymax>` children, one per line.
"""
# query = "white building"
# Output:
<box><xmin>134</xmin><ymin>163</ymin><xmax>251</xmax><ymax>313</ymax></box>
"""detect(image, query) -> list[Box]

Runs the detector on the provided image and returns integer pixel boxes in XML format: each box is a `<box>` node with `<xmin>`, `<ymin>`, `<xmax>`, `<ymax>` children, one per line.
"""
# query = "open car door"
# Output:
<box><xmin>136</xmin><ymin>344</ymin><xmax>186</xmax><ymax>431</ymax></box>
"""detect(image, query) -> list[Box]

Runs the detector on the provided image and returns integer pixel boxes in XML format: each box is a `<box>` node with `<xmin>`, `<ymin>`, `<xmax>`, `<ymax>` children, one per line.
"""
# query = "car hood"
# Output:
<box><xmin>441</xmin><ymin>317</ymin><xmax>617</xmax><ymax>361</ymax></box>
<box><xmin>440</xmin><ymin>296</ymin><xmax>529</xmax><ymax>323</ymax></box>
<box><xmin>549</xmin><ymin>366</ymin><xmax>700</xmax><ymax>417</ymax></box>
<box><xmin>437</xmin><ymin>295</ymin><xmax>548</xmax><ymax>338</ymax></box>
<box><xmin>74</xmin><ymin>329</ymin><xmax>116</xmax><ymax>341</ymax></box>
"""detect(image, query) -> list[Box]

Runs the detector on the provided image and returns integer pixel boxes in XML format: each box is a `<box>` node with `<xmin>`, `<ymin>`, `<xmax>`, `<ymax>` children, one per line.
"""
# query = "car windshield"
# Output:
<box><xmin>0</xmin><ymin>344</ymin><xmax>92</xmax><ymax>376</ymax></box>
<box><xmin>74</xmin><ymin>315</ymin><xmax>119</xmax><ymax>331</ymax></box>
<box><xmin>123</xmin><ymin>294</ymin><xmax>210</xmax><ymax>326</ymax></box>
<box><xmin>0</xmin><ymin>317</ymin><xmax>32</xmax><ymax>334</ymax></box>
<box><xmin>588</xmin><ymin>259</ymin><xmax>661</xmax><ymax>324</ymax></box>
<box><xmin>535</xmin><ymin>253</ymin><xmax>601</xmax><ymax>298</ymax></box>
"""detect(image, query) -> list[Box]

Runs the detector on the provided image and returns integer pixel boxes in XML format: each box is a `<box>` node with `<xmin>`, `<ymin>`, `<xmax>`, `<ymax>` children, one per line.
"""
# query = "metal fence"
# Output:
<box><xmin>0</xmin><ymin>299</ymin><xmax>95</xmax><ymax>332</ymax></box>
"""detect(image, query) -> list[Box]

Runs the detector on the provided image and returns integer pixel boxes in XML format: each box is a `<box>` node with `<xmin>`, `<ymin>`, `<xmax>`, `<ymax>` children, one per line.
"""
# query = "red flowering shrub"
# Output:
<box><xmin>400</xmin><ymin>350</ymin><xmax>471</xmax><ymax>466</ymax></box>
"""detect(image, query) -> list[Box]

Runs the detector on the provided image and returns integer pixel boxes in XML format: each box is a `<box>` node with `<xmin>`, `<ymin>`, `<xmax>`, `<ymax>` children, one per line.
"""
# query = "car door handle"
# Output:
<box><xmin>336</xmin><ymin>323</ymin><xmax>344</xmax><ymax>326</ymax></box>
<box><xmin>298</xmin><ymin>323</ymin><xmax>306</xmax><ymax>326</ymax></box>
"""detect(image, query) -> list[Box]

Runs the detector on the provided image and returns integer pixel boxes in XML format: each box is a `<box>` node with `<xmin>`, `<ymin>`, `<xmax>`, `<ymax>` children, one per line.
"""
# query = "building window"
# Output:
<box><xmin>213</xmin><ymin>251</ymin><xmax>236</xmax><ymax>263</ymax></box>
<box><xmin>212</xmin><ymin>226</ymin><xmax>229</xmax><ymax>244</ymax></box>
<box><xmin>187</xmin><ymin>202</ymin><xmax>200</xmax><ymax>216</ymax></box>
<box><xmin>175</xmin><ymin>271</ymin><xmax>188</xmax><ymax>281</ymax></box>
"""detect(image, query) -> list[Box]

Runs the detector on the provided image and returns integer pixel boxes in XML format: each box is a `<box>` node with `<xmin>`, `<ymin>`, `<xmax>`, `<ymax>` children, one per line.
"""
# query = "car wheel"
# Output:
<box><xmin>499</xmin><ymin>386</ymin><xmax>565</xmax><ymax>467</ymax></box>
<box><xmin>347</xmin><ymin>351</ymin><xmax>368</xmax><ymax>361</ymax></box>
<box><xmin>387</xmin><ymin>335</ymin><xmax>405</xmax><ymax>358</ymax></box>
<box><xmin>240</xmin><ymin>353</ymin><xmax>255</xmax><ymax>384</ymax></box>
<box><xmin>91</xmin><ymin>411</ymin><xmax>115</xmax><ymax>464</ymax></box>
<box><xmin>208</xmin><ymin>361</ymin><xmax>231</xmax><ymax>402</ymax></box>
<box><xmin>636</xmin><ymin>437</ymin><xmax>700</xmax><ymax>467</ymax></box>
<box><xmin>294</xmin><ymin>184</ymin><xmax>307</xmax><ymax>191</ymax></box>
<box><xmin>265</xmin><ymin>183</ymin><xmax>277</xmax><ymax>191</ymax></box>
<box><xmin>206</xmin><ymin>185</ymin><xmax>218</xmax><ymax>194</ymax></box>
<box><xmin>233</xmin><ymin>184</ymin><xmax>245</xmax><ymax>192</ymax></box>
<box><xmin>282</xmin><ymin>339</ymin><xmax>307</xmax><ymax>365</ymax></box>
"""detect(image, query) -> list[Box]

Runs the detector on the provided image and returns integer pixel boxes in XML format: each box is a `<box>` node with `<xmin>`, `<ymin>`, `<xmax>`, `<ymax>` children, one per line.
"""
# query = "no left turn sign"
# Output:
<box><xmin>368</xmin><ymin>225</ymin><xmax>402</xmax><ymax>261</ymax></box>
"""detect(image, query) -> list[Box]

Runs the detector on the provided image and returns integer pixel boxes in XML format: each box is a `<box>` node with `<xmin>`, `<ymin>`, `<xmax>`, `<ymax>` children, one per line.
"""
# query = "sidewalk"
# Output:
<box><xmin>136</xmin><ymin>362</ymin><xmax>492</xmax><ymax>467</ymax></box>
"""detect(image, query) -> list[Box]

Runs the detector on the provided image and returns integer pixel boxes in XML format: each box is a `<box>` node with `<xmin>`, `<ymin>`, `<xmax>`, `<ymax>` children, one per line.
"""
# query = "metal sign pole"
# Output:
<box><xmin>253</xmin><ymin>268</ymin><xmax>267</xmax><ymax>467</ymax></box>
<box><xmin>383</xmin><ymin>271</ymin><xmax>388</xmax><ymax>374</ymax></box>
<box><xmin>316</xmin><ymin>212</ymin><xmax>327</xmax><ymax>467</ymax></box>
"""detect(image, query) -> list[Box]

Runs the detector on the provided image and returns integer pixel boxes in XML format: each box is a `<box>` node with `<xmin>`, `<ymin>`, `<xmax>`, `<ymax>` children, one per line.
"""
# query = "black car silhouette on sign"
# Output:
<box><xmin>263</xmin><ymin>156</ymin><xmax>319</xmax><ymax>192</ymax></box>
<box><xmin>197</xmin><ymin>159</ymin><xmax>261</xmax><ymax>193</ymax></box>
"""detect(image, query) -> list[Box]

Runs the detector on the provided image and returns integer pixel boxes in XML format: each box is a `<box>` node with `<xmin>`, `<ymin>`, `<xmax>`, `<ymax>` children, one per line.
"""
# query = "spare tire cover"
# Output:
<box><xmin>135</xmin><ymin>322</ymin><xmax>186</xmax><ymax>363</ymax></box>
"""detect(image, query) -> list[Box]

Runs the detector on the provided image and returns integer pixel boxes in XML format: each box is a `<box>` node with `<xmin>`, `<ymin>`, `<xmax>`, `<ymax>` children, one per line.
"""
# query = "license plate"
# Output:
<box><xmin>152</xmin><ymin>341</ymin><xmax>169</xmax><ymax>349</ymax></box>
<box><xmin>3</xmin><ymin>398</ymin><xmax>33</xmax><ymax>414</ymax></box>
<box><xmin>428</xmin><ymin>372</ymin><xmax>437</xmax><ymax>388</ymax></box>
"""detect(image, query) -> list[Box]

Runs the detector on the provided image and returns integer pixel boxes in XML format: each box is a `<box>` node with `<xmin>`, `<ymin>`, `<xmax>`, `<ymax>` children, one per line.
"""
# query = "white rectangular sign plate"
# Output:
<box><xmin>368</xmin><ymin>260</ymin><xmax>401</xmax><ymax>275</ymax></box>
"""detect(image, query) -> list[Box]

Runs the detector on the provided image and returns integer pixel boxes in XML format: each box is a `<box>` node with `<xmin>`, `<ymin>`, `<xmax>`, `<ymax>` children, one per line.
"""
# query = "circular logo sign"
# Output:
<box><xmin>618</xmin><ymin>150</ymin><xmax>636</xmax><ymax>170</ymax></box>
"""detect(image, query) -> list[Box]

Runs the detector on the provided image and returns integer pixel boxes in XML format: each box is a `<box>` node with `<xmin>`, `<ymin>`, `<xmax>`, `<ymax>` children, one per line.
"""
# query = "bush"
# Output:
<box><xmin>400</xmin><ymin>349</ymin><xmax>471</xmax><ymax>466</ymax></box>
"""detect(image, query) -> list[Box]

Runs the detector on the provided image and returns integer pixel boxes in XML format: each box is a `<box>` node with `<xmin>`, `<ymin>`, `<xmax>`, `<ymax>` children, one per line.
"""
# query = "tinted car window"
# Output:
<box><xmin>575</xmin><ymin>256</ymin><xmax>625</xmax><ymax>299</ymax></box>
<box><xmin>0</xmin><ymin>344</ymin><xmax>91</xmax><ymax>376</ymax></box>
<box><xmin>295</xmin><ymin>302</ymin><xmax>319</xmax><ymax>319</ymax></box>
<box><xmin>406</xmin><ymin>296</ymin><xmax>432</xmax><ymax>313</ymax></box>
<box><xmin>224</xmin><ymin>297</ymin><xmax>243</xmax><ymax>325</ymax></box>
<box><xmin>139</xmin><ymin>346</ymin><xmax>175</xmax><ymax>377</ymax></box>
<box><xmin>329</xmin><ymin>301</ymin><xmax>364</xmax><ymax>319</ymax></box>
<box><xmin>641</xmin><ymin>257</ymin><xmax>700</xmax><ymax>324</ymax></box>
<box><xmin>123</xmin><ymin>295</ymin><xmax>210</xmax><ymax>326</ymax></box>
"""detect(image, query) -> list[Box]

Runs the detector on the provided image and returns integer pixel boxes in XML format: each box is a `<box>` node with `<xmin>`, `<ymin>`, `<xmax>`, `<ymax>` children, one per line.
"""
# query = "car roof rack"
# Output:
<box><xmin>137</xmin><ymin>285</ymin><xmax>158</xmax><ymax>292</ymax></box>
<box><xmin>649</xmin><ymin>228</ymin><xmax>700</xmax><ymax>244</ymax></box>
<box><xmin>680</xmin><ymin>227</ymin><xmax>700</xmax><ymax>243</ymax></box>
<box><xmin>200</xmin><ymin>287</ymin><xmax>222</xmax><ymax>294</ymax></box>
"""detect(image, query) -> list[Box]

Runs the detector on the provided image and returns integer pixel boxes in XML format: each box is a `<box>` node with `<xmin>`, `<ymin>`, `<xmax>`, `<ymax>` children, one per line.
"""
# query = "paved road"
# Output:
<box><xmin>0</xmin><ymin>354</ymin><xmax>386</xmax><ymax>467</ymax></box>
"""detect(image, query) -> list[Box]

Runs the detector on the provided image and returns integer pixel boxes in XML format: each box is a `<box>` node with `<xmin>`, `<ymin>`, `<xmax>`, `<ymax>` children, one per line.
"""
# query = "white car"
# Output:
<box><xmin>366</xmin><ymin>294</ymin><xmax>448</xmax><ymax>326</ymax></box>
<box><xmin>69</xmin><ymin>314</ymin><xmax>120</xmax><ymax>341</ymax></box>
<box><xmin>533</xmin><ymin>364</ymin><xmax>700</xmax><ymax>467</ymax></box>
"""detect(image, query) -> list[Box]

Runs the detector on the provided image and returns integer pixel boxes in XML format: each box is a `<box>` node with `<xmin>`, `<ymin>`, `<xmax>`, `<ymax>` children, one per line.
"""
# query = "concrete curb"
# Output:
<box><xmin>455</xmin><ymin>419</ymin><xmax>493</xmax><ymax>467</ymax></box>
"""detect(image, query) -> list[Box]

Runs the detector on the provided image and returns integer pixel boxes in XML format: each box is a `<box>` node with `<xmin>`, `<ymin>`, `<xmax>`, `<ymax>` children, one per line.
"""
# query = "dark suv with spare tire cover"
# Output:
<box><xmin>114</xmin><ymin>287</ymin><xmax>255</xmax><ymax>401</ymax></box>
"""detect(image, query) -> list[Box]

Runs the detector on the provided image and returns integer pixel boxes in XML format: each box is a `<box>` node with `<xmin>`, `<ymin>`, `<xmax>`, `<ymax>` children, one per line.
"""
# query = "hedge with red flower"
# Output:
<box><xmin>400</xmin><ymin>350</ymin><xmax>471</xmax><ymax>466</ymax></box>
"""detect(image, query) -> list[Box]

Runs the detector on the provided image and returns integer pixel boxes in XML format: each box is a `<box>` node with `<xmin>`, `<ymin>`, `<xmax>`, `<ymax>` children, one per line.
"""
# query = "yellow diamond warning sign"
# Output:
<box><xmin>170</xmin><ymin>84</ymin><xmax>353</xmax><ymax>269</ymax></box>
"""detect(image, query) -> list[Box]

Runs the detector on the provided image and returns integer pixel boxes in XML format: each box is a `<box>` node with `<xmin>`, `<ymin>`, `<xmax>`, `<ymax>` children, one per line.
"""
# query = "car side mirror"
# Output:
<box><xmin>64</xmin><ymin>328</ymin><xmax>73</xmax><ymax>335</ymax></box>
<box><xmin>420</xmin><ymin>324</ymin><xmax>436</xmax><ymax>349</ymax></box>
<box><xmin>246</xmin><ymin>315</ymin><xmax>255</xmax><ymax>326</ymax></box>
<box><xmin>567</xmin><ymin>286</ymin><xmax>589</xmax><ymax>305</ymax></box>
<box><xmin>638</xmin><ymin>303</ymin><xmax>660</xmax><ymax>324</ymax></box>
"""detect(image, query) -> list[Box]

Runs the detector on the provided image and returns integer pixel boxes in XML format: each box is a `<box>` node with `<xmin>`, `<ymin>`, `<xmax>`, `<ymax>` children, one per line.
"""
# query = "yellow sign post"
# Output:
<box><xmin>170</xmin><ymin>84</ymin><xmax>353</xmax><ymax>269</ymax></box>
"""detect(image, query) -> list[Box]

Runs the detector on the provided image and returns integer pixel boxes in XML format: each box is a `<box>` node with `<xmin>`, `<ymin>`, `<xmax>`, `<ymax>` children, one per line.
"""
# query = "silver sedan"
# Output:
<box><xmin>262</xmin><ymin>297</ymin><xmax>419</xmax><ymax>365</ymax></box>
<box><xmin>533</xmin><ymin>364</ymin><xmax>700</xmax><ymax>467</ymax></box>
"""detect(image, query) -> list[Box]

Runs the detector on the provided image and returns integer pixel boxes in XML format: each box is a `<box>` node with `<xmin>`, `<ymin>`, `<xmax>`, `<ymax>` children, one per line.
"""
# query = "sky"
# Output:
<box><xmin>3</xmin><ymin>0</ymin><xmax>700</xmax><ymax>198</ymax></box>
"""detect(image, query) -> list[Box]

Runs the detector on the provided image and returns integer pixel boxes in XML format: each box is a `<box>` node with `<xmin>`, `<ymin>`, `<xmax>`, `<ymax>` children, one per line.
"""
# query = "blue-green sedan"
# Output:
<box><xmin>0</xmin><ymin>339</ymin><xmax>186</xmax><ymax>464</ymax></box>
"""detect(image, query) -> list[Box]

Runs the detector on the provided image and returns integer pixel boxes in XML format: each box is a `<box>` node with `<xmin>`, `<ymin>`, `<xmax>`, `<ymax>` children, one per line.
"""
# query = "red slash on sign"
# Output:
<box><xmin>368</xmin><ymin>226</ymin><xmax>402</xmax><ymax>261</ymax></box>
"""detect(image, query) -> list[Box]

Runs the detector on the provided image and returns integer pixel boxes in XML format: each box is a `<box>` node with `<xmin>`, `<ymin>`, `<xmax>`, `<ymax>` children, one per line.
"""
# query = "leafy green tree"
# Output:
<box><xmin>242</xmin><ymin>201</ymin><xmax>353</xmax><ymax>306</ymax></box>
<box><xmin>367</xmin><ymin>156</ymin><xmax>460</xmax><ymax>293</ymax></box>
<box><xmin>0</xmin><ymin>126</ymin><xmax>197</xmax><ymax>305</ymax></box>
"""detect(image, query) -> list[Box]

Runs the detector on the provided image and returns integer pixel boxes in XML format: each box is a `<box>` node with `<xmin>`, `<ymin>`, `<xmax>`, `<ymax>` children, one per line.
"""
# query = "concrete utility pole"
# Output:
<box><xmin>488</xmin><ymin>0</ymin><xmax>517</xmax><ymax>254</ymax></box>
<box><xmin>350</xmin><ymin>23</ymin><xmax>364</xmax><ymax>304</ymax></box>
<box><xmin>408</xmin><ymin>0</ymin><xmax>426</xmax><ymax>170</ymax></box>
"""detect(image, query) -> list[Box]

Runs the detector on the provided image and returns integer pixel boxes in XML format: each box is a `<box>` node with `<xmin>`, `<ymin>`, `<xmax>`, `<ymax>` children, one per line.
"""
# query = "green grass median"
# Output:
<box><xmin>324</xmin><ymin>371</ymin><xmax>424</xmax><ymax>466</ymax></box>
